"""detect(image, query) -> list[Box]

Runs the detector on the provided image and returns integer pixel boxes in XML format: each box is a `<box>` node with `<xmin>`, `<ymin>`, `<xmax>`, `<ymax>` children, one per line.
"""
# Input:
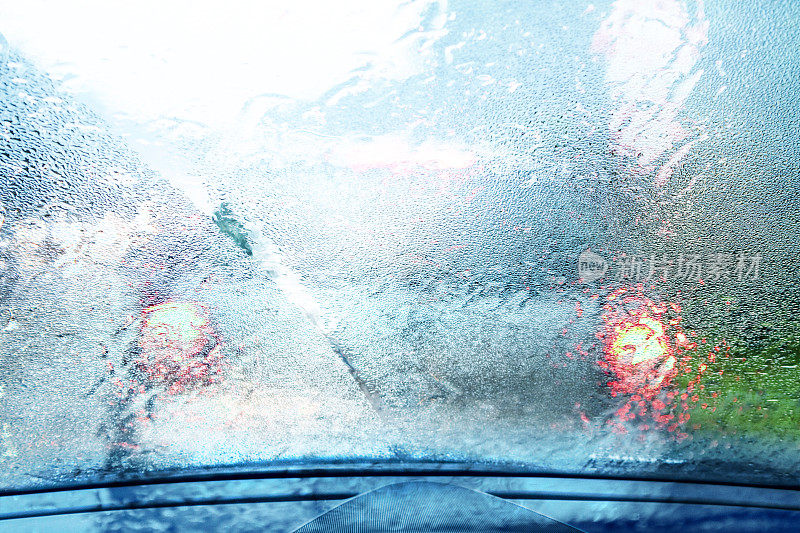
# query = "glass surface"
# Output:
<box><xmin>1</xmin><ymin>0</ymin><xmax>799</xmax><ymax>490</ymax></box>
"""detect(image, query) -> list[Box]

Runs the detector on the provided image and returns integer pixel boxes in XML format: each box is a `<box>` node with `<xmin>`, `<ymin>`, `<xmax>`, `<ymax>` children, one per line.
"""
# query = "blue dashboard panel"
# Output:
<box><xmin>4</xmin><ymin>498</ymin><xmax>799</xmax><ymax>533</ymax></box>
<box><xmin>514</xmin><ymin>500</ymin><xmax>800</xmax><ymax>533</ymax></box>
<box><xmin>1</xmin><ymin>467</ymin><xmax>798</xmax><ymax>532</ymax></box>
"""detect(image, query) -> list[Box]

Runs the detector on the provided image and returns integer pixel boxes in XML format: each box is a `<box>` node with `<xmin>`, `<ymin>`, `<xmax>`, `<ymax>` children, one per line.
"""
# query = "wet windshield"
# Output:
<box><xmin>1</xmin><ymin>0</ymin><xmax>799</xmax><ymax>490</ymax></box>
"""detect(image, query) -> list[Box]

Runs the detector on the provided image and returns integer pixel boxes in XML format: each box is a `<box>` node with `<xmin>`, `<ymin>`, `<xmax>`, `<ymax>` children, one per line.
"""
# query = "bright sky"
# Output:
<box><xmin>0</xmin><ymin>0</ymin><xmax>445</xmax><ymax>129</ymax></box>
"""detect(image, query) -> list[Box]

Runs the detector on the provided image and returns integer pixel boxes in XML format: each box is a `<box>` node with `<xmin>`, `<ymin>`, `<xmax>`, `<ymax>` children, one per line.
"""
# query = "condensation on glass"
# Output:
<box><xmin>1</xmin><ymin>0</ymin><xmax>799</xmax><ymax>490</ymax></box>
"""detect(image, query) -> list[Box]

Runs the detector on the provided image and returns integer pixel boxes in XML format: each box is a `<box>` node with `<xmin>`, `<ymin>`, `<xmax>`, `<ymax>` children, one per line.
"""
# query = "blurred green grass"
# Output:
<box><xmin>675</xmin><ymin>294</ymin><xmax>800</xmax><ymax>438</ymax></box>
